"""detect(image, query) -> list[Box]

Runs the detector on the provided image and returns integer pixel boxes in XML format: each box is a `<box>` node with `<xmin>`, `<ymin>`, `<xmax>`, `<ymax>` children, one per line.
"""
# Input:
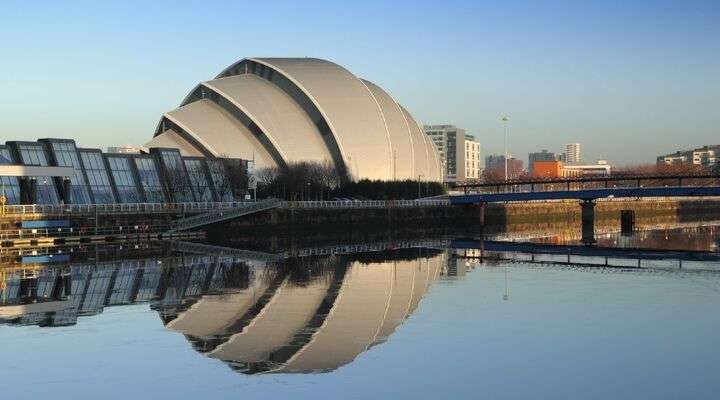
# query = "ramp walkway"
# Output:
<box><xmin>167</xmin><ymin>199</ymin><xmax>280</xmax><ymax>232</ymax></box>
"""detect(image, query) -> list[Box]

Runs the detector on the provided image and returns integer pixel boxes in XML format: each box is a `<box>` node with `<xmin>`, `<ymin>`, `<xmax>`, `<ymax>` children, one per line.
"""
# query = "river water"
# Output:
<box><xmin>1</xmin><ymin>225</ymin><xmax>719</xmax><ymax>399</ymax></box>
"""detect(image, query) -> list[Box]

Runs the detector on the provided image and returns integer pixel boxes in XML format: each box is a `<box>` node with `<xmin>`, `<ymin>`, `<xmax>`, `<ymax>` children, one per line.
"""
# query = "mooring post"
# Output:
<box><xmin>580</xmin><ymin>199</ymin><xmax>596</xmax><ymax>245</ymax></box>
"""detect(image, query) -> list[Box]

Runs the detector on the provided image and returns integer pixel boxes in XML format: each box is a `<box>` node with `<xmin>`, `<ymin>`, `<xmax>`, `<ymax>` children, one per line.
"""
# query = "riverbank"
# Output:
<box><xmin>209</xmin><ymin>197</ymin><xmax>720</xmax><ymax>240</ymax></box>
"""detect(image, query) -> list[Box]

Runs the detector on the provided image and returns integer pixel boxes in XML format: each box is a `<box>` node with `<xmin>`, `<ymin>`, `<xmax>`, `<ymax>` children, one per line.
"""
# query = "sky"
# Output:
<box><xmin>0</xmin><ymin>0</ymin><xmax>718</xmax><ymax>166</ymax></box>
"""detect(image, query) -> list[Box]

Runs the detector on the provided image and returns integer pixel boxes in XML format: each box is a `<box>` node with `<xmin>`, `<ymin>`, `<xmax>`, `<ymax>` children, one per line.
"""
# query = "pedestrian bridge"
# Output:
<box><xmin>448</xmin><ymin>176</ymin><xmax>720</xmax><ymax>244</ymax></box>
<box><xmin>449</xmin><ymin>186</ymin><xmax>720</xmax><ymax>205</ymax></box>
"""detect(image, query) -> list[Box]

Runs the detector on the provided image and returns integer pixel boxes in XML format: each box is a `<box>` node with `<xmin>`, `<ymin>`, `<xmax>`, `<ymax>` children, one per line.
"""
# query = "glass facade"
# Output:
<box><xmin>78</xmin><ymin>267</ymin><xmax>116</xmax><ymax>315</ymax></box>
<box><xmin>134</xmin><ymin>156</ymin><xmax>166</xmax><ymax>203</ymax></box>
<box><xmin>206</xmin><ymin>159</ymin><xmax>234</xmax><ymax>202</ymax></box>
<box><xmin>156</xmin><ymin>149</ymin><xmax>194</xmax><ymax>203</ymax></box>
<box><xmin>184</xmin><ymin>158</ymin><xmax>214</xmax><ymax>202</ymax></box>
<box><xmin>79</xmin><ymin>150</ymin><xmax>116</xmax><ymax>204</ymax></box>
<box><xmin>46</xmin><ymin>141</ymin><xmax>93</xmax><ymax>204</ymax></box>
<box><xmin>107</xmin><ymin>262</ymin><xmax>141</xmax><ymax>305</ymax></box>
<box><xmin>106</xmin><ymin>156</ymin><xmax>143</xmax><ymax>203</ymax></box>
<box><xmin>12</xmin><ymin>142</ymin><xmax>60</xmax><ymax>204</ymax></box>
<box><xmin>0</xmin><ymin>253</ymin><xmax>253</xmax><ymax>328</ymax></box>
<box><xmin>1</xmin><ymin>138</ymin><xmax>247</xmax><ymax>205</ymax></box>
<box><xmin>0</xmin><ymin>146</ymin><xmax>21</xmax><ymax>204</ymax></box>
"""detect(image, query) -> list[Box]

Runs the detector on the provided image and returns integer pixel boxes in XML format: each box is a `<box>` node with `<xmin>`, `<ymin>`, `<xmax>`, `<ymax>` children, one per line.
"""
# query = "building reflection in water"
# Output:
<box><xmin>1</xmin><ymin>244</ymin><xmax>474</xmax><ymax>374</ymax></box>
<box><xmin>5</xmin><ymin>227</ymin><xmax>715</xmax><ymax>374</ymax></box>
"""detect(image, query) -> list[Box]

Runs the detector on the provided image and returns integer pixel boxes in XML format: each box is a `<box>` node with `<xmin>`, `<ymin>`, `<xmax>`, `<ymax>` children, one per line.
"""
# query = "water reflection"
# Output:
<box><xmin>1</xmin><ymin>244</ymin><xmax>468</xmax><ymax>374</ymax></box>
<box><xmin>2</xmin><ymin>227</ymin><xmax>719</xmax><ymax>376</ymax></box>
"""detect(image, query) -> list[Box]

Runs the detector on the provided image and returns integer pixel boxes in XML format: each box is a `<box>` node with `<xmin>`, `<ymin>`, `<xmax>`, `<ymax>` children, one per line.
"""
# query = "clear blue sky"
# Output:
<box><xmin>1</xmin><ymin>0</ymin><xmax>718</xmax><ymax>165</ymax></box>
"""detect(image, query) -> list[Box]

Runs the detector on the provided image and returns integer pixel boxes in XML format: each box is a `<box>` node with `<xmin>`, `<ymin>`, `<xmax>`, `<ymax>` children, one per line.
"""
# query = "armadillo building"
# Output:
<box><xmin>146</xmin><ymin>58</ymin><xmax>442</xmax><ymax>182</ymax></box>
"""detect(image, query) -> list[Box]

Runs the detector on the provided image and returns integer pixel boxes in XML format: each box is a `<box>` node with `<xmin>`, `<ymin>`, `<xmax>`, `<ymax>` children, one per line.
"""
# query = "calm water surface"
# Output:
<box><xmin>1</xmin><ymin>226</ymin><xmax>719</xmax><ymax>399</ymax></box>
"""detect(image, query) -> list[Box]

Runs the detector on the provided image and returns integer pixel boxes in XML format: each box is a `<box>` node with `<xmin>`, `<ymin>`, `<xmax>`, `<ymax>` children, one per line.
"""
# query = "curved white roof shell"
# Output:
<box><xmin>149</xmin><ymin>57</ymin><xmax>441</xmax><ymax>182</ymax></box>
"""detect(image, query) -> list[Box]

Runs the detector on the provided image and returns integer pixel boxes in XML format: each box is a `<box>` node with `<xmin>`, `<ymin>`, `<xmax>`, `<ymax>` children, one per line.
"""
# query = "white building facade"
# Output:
<box><xmin>146</xmin><ymin>58</ymin><xmax>442</xmax><ymax>182</ymax></box>
<box><xmin>424</xmin><ymin>125</ymin><xmax>480</xmax><ymax>183</ymax></box>
<box><xmin>564</xmin><ymin>143</ymin><xmax>581</xmax><ymax>164</ymax></box>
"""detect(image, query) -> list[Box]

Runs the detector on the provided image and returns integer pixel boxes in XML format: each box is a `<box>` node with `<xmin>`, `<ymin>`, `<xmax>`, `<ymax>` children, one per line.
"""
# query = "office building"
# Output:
<box><xmin>528</xmin><ymin>150</ymin><xmax>557</xmax><ymax>174</ymax></box>
<box><xmin>532</xmin><ymin>160</ymin><xmax>611</xmax><ymax>178</ymax></box>
<box><xmin>146</xmin><ymin>57</ymin><xmax>442</xmax><ymax>182</ymax></box>
<box><xmin>424</xmin><ymin>125</ymin><xmax>481</xmax><ymax>183</ymax></box>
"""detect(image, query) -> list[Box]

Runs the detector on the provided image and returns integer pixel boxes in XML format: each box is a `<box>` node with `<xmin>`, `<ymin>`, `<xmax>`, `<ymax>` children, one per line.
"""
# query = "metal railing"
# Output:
<box><xmin>168</xmin><ymin>199</ymin><xmax>281</xmax><ymax>232</ymax></box>
<box><xmin>0</xmin><ymin>224</ymin><xmax>171</xmax><ymax>241</ymax></box>
<box><xmin>1</xmin><ymin>201</ymin><xmax>255</xmax><ymax>216</ymax></box>
<box><xmin>283</xmin><ymin>199</ymin><xmax>450</xmax><ymax>209</ymax></box>
<box><xmin>1</xmin><ymin>199</ymin><xmax>450</xmax><ymax>216</ymax></box>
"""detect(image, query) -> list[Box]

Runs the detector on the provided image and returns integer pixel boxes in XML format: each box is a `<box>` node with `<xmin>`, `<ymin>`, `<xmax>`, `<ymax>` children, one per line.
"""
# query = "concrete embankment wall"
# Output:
<box><xmin>484</xmin><ymin>198</ymin><xmax>720</xmax><ymax>235</ymax></box>
<box><xmin>212</xmin><ymin>198</ymin><xmax>720</xmax><ymax>238</ymax></box>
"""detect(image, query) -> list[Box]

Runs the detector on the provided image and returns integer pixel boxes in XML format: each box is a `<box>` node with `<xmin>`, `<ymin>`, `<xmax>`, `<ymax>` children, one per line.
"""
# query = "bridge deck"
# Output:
<box><xmin>451</xmin><ymin>239</ymin><xmax>720</xmax><ymax>262</ymax></box>
<box><xmin>450</xmin><ymin>186</ymin><xmax>720</xmax><ymax>204</ymax></box>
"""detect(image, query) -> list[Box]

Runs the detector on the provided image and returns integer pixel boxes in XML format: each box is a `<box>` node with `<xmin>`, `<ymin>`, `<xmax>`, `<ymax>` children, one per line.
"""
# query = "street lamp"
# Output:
<box><xmin>502</xmin><ymin>117</ymin><xmax>510</xmax><ymax>181</ymax></box>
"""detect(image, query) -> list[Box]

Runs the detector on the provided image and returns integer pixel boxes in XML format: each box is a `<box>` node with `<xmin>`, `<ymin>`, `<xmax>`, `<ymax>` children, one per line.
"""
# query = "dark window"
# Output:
<box><xmin>106</xmin><ymin>156</ymin><xmax>142</xmax><ymax>203</ymax></box>
<box><xmin>158</xmin><ymin>150</ymin><xmax>194</xmax><ymax>203</ymax></box>
<box><xmin>15</xmin><ymin>143</ymin><xmax>60</xmax><ymax>204</ymax></box>
<box><xmin>206</xmin><ymin>159</ymin><xmax>234</xmax><ymax>202</ymax></box>
<box><xmin>80</xmin><ymin>151</ymin><xmax>116</xmax><ymax>204</ymax></box>
<box><xmin>50</xmin><ymin>142</ymin><xmax>93</xmax><ymax>204</ymax></box>
<box><xmin>0</xmin><ymin>147</ymin><xmax>21</xmax><ymax>204</ymax></box>
<box><xmin>184</xmin><ymin>159</ymin><xmax>214</xmax><ymax>202</ymax></box>
<box><xmin>134</xmin><ymin>157</ymin><xmax>166</xmax><ymax>203</ymax></box>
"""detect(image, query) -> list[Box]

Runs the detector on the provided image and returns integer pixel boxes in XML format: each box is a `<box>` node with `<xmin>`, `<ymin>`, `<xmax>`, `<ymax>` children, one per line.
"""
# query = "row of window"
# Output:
<box><xmin>0</xmin><ymin>140</ymin><xmax>239</xmax><ymax>205</ymax></box>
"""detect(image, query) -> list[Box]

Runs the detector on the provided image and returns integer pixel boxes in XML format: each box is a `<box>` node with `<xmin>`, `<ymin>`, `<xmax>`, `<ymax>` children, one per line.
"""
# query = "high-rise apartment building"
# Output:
<box><xmin>528</xmin><ymin>150</ymin><xmax>557</xmax><ymax>174</ymax></box>
<box><xmin>424</xmin><ymin>125</ymin><xmax>481</xmax><ymax>183</ymax></box>
<box><xmin>564</xmin><ymin>143</ymin><xmax>581</xmax><ymax>164</ymax></box>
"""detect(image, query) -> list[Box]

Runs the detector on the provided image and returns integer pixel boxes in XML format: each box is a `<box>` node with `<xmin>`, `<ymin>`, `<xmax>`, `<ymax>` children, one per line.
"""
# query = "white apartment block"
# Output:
<box><xmin>564</xmin><ymin>143</ymin><xmax>581</xmax><ymax>164</ymax></box>
<box><xmin>424</xmin><ymin>125</ymin><xmax>481</xmax><ymax>183</ymax></box>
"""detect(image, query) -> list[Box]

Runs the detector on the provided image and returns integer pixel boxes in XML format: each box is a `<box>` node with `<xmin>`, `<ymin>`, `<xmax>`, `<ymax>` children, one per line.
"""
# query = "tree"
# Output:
<box><xmin>254</xmin><ymin>161</ymin><xmax>445</xmax><ymax>200</ymax></box>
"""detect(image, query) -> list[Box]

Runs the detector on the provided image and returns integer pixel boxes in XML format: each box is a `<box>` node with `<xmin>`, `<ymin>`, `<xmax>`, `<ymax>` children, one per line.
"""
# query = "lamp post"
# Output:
<box><xmin>502</xmin><ymin>117</ymin><xmax>509</xmax><ymax>181</ymax></box>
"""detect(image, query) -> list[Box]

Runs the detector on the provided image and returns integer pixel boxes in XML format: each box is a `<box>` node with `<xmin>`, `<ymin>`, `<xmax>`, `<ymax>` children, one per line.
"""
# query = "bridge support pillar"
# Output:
<box><xmin>478</xmin><ymin>202</ymin><xmax>486</xmax><ymax>226</ymax></box>
<box><xmin>580</xmin><ymin>199</ymin><xmax>596</xmax><ymax>245</ymax></box>
<box><xmin>621</xmin><ymin>210</ymin><xmax>635</xmax><ymax>236</ymax></box>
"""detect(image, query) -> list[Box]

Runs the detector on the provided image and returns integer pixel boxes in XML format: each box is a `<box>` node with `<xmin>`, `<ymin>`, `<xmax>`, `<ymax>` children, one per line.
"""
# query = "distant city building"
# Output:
<box><xmin>484</xmin><ymin>154</ymin><xmax>523</xmax><ymax>180</ymax></box>
<box><xmin>657</xmin><ymin>145</ymin><xmax>720</xmax><ymax>167</ymax></box>
<box><xmin>532</xmin><ymin>160</ymin><xmax>564</xmax><ymax>178</ymax></box>
<box><xmin>528</xmin><ymin>150</ymin><xmax>557</xmax><ymax>174</ymax></box>
<box><xmin>424</xmin><ymin>125</ymin><xmax>481</xmax><ymax>183</ymax></box>
<box><xmin>562</xmin><ymin>160</ymin><xmax>611</xmax><ymax>176</ymax></box>
<box><xmin>564</xmin><ymin>143</ymin><xmax>581</xmax><ymax>164</ymax></box>
<box><xmin>107</xmin><ymin>145</ymin><xmax>144</xmax><ymax>154</ymax></box>
<box><xmin>532</xmin><ymin>160</ymin><xmax>610</xmax><ymax>178</ymax></box>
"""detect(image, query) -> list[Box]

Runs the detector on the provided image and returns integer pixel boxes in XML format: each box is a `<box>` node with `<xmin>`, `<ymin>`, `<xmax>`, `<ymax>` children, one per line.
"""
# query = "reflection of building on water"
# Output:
<box><xmin>0</xmin><ymin>255</ymin><xmax>254</xmax><ymax>327</ymax></box>
<box><xmin>1</xmin><ymin>246</ymin><xmax>464</xmax><ymax>374</ymax></box>
<box><xmin>161</xmin><ymin>250</ymin><xmax>451</xmax><ymax>374</ymax></box>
